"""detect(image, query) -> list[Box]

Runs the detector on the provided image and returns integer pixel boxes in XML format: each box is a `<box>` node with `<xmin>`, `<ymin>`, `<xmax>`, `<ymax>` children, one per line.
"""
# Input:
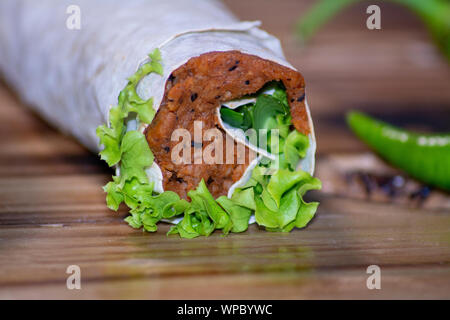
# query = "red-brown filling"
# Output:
<box><xmin>145</xmin><ymin>51</ymin><xmax>308</xmax><ymax>199</ymax></box>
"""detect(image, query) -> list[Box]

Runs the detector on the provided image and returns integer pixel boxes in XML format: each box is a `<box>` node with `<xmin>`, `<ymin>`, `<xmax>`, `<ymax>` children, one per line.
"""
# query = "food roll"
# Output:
<box><xmin>0</xmin><ymin>0</ymin><xmax>321</xmax><ymax>238</ymax></box>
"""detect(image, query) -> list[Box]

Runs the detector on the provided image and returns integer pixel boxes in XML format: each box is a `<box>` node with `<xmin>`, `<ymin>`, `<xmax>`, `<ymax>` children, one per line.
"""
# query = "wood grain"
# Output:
<box><xmin>0</xmin><ymin>0</ymin><xmax>449</xmax><ymax>299</ymax></box>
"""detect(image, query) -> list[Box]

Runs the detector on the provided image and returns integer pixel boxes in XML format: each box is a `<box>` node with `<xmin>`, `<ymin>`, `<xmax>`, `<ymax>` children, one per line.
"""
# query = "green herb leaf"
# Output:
<box><xmin>220</xmin><ymin>108</ymin><xmax>244</xmax><ymax>128</ymax></box>
<box><xmin>253</xmin><ymin>95</ymin><xmax>286</xmax><ymax>132</ymax></box>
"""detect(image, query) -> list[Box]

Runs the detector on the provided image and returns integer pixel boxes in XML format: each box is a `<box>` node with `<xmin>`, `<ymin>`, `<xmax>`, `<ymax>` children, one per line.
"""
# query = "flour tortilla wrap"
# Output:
<box><xmin>0</xmin><ymin>0</ymin><xmax>319</xmax><ymax>236</ymax></box>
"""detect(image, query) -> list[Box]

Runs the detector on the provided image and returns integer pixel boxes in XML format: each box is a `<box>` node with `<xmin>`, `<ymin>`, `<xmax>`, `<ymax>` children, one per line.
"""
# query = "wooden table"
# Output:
<box><xmin>0</xmin><ymin>0</ymin><xmax>449</xmax><ymax>299</ymax></box>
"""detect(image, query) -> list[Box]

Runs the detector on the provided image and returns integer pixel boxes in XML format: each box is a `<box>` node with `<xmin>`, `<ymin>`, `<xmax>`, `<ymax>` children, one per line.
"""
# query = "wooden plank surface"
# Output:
<box><xmin>0</xmin><ymin>0</ymin><xmax>449</xmax><ymax>299</ymax></box>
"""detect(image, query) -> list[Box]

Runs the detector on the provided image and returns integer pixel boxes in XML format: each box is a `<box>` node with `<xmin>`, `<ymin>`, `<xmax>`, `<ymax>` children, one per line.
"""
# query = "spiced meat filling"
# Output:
<box><xmin>145</xmin><ymin>51</ymin><xmax>309</xmax><ymax>199</ymax></box>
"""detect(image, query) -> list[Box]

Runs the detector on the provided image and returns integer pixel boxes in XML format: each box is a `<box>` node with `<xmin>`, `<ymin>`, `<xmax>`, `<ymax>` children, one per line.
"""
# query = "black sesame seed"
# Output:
<box><xmin>191</xmin><ymin>93</ymin><xmax>198</xmax><ymax>102</ymax></box>
<box><xmin>245</xmin><ymin>80</ymin><xmax>250</xmax><ymax>85</ymax></box>
<box><xmin>215</xmin><ymin>95</ymin><xmax>221</xmax><ymax>99</ymax></box>
<box><xmin>290</xmin><ymin>99</ymin><xmax>295</xmax><ymax>102</ymax></box>
<box><xmin>164</xmin><ymin>146</ymin><xmax>170</xmax><ymax>153</ymax></box>
<box><xmin>297</xmin><ymin>93</ymin><xmax>305</xmax><ymax>102</ymax></box>
<box><xmin>207</xmin><ymin>177</ymin><xmax>214</xmax><ymax>184</ymax></box>
<box><xmin>191</xmin><ymin>109</ymin><xmax>195</xmax><ymax>112</ymax></box>
<box><xmin>228</xmin><ymin>65</ymin><xmax>238</xmax><ymax>72</ymax></box>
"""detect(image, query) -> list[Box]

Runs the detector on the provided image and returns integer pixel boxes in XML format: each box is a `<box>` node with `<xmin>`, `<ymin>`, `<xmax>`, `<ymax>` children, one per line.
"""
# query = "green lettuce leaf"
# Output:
<box><xmin>220</xmin><ymin>108</ymin><xmax>245</xmax><ymax>128</ymax></box>
<box><xmin>168</xmin><ymin>180</ymin><xmax>233</xmax><ymax>238</ymax></box>
<box><xmin>96</xmin><ymin>105</ymin><xmax>124</xmax><ymax>166</ymax></box>
<box><xmin>230</xmin><ymin>187</ymin><xmax>256</xmax><ymax>210</ymax></box>
<box><xmin>267</xmin><ymin>168</ymin><xmax>310</xmax><ymax>208</ymax></box>
<box><xmin>272</xmin><ymin>82</ymin><xmax>289</xmax><ymax>110</ymax></box>
<box><xmin>255</xmin><ymin>188</ymin><xmax>299</xmax><ymax>231</ymax></box>
<box><xmin>253</xmin><ymin>95</ymin><xmax>286</xmax><ymax>133</ymax></box>
<box><xmin>97</xmin><ymin>49</ymin><xmax>162</xmax><ymax>167</ymax></box>
<box><xmin>97</xmin><ymin>49</ymin><xmax>184</xmax><ymax>233</ymax></box>
<box><xmin>119</xmin><ymin>131</ymin><xmax>154</xmax><ymax>185</ymax></box>
<box><xmin>217</xmin><ymin>196</ymin><xmax>252</xmax><ymax>233</ymax></box>
<box><xmin>254</xmin><ymin>168</ymin><xmax>322</xmax><ymax>232</ymax></box>
<box><xmin>284</xmin><ymin>130</ymin><xmax>309</xmax><ymax>170</ymax></box>
<box><xmin>167</xmin><ymin>209</ymin><xmax>215</xmax><ymax>239</ymax></box>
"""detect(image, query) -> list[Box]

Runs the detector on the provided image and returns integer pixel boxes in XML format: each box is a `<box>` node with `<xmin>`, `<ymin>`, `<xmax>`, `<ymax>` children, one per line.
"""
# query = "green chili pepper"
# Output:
<box><xmin>347</xmin><ymin>111</ymin><xmax>450</xmax><ymax>191</ymax></box>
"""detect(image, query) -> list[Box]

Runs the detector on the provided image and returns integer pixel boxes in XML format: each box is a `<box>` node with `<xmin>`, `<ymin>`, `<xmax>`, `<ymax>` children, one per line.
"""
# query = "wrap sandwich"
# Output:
<box><xmin>0</xmin><ymin>0</ymin><xmax>321</xmax><ymax>238</ymax></box>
